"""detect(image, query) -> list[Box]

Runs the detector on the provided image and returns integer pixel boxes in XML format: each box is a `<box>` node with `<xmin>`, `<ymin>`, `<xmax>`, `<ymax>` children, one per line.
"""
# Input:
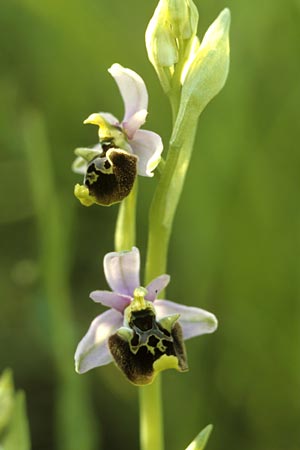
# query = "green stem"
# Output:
<box><xmin>145</xmin><ymin>112</ymin><xmax>198</xmax><ymax>282</ymax></box>
<box><xmin>141</xmin><ymin>50</ymin><xmax>199</xmax><ymax>450</ymax></box>
<box><xmin>139</xmin><ymin>376</ymin><xmax>164</xmax><ymax>450</ymax></box>
<box><xmin>114</xmin><ymin>179</ymin><xmax>138</xmax><ymax>252</ymax></box>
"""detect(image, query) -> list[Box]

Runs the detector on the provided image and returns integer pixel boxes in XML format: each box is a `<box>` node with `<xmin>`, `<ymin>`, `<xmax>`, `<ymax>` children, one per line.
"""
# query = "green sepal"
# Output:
<box><xmin>185</xmin><ymin>424</ymin><xmax>213</xmax><ymax>450</ymax></box>
<box><xmin>117</xmin><ymin>327</ymin><xmax>134</xmax><ymax>341</ymax></box>
<box><xmin>178</xmin><ymin>8</ymin><xmax>231</xmax><ymax>120</ymax></box>
<box><xmin>158</xmin><ymin>314</ymin><xmax>180</xmax><ymax>333</ymax></box>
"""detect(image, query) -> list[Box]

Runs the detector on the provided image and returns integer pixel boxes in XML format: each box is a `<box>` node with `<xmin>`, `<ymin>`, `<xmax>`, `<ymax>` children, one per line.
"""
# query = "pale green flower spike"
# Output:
<box><xmin>146</xmin><ymin>2</ymin><xmax>230</xmax><ymax>121</ymax></box>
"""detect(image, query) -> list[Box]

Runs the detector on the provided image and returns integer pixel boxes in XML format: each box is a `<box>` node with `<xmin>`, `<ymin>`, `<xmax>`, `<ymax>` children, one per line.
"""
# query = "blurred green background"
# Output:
<box><xmin>1</xmin><ymin>0</ymin><xmax>300</xmax><ymax>449</ymax></box>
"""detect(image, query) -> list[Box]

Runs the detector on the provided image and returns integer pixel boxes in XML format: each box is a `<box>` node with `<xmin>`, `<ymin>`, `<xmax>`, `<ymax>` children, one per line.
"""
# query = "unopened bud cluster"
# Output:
<box><xmin>146</xmin><ymin>0</ymin><xmax>231</xmax><ymax>118</ymax></box>
<box><xmin>146</xmin><ymin>0</ymin><xmax>199</xmax><ymax>92</ymax></box>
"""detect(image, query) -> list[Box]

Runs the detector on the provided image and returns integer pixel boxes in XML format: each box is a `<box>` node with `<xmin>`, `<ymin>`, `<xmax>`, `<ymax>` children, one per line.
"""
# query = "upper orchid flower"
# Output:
<box><xmin>73</xmin><ymin>64</ymin><xmax>163</xmax><ymax>207</ymax></box>
<box><xmin>75</xmin><ymin>247</ymin><xmax>218</xmax><ymax>385</ymax></box>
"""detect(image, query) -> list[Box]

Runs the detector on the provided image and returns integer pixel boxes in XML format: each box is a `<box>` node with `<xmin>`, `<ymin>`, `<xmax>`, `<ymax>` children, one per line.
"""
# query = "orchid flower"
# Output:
<box><xmin>75</xmin><ymin>247</ymin><xmax>218</xmax><ymax>385</ymax></box>
<box><xmin>73</xmin><ymin>64</ymin><xmax>163</xmax><ymax>207</ymax></box>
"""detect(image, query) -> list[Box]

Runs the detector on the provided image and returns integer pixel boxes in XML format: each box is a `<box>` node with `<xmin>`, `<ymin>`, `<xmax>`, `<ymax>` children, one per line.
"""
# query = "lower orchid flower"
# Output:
<box><xmin>72</xmin><ymin>64</ymin><xmax>163</xmax><ymax>207</ymax></box>
<box><xmin>75</xmin><ymin>247</ymin><xmax>218</xmax><ymax>385</ymax></box>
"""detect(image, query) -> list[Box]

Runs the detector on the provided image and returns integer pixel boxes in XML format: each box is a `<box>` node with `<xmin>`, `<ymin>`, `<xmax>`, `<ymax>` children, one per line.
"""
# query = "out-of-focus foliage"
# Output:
<box><xmin>0</xmin><ymin>369</ymin><xmax>31</xmax><ymax>450</ymax></box>
<box><xmin>0</xmin><ymin>0</ymin><xmax>299</xmax><ymax>449</ymax></box>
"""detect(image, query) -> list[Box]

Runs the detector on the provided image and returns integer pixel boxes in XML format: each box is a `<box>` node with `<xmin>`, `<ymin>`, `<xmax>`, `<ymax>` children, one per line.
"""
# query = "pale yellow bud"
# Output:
<box><xmin>166</xmin><ymin>0</ymin><xmax>198</xmax><ymax>40</ymax></box>
<box><xmin>146</xmin><ymin>0</ymin><xmax>178</xmax><ymax>69</ymax></box>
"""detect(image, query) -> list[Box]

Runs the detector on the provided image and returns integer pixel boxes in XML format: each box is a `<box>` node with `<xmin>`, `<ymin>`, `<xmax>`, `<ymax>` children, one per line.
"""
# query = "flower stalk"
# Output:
<box><xmin>146</xmin><ymin>114</ymin><xmax>198</xmax><ymax>283</ymax></box>
<box><xmin>115</xmin><ymin>179</ymin><xmax>138</xmax><ymax>252</ymax></box>
<box><xmin>141</xmin><ymin>86</ymin><xmax>198</xmax><ymax>450</ymax></box>
<box><xmin>139</xmin><ymin>376</ymin><xmax>164</xmax><ymax>450</ymax></box>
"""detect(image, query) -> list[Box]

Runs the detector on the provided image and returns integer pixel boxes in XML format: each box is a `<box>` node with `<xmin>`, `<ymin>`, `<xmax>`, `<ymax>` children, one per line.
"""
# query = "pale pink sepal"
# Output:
<box><xmin>104</xmin><ymin>247</ymin><xmax>140</xmax><ymax>296</ymax></box>
<box><xmin>123</xmin><ymin>109</ymin><xmax>148</xmax><ymax>139</ymax></box>
<box><xmin>145</xmin><ymin>274</ymin><xmax>171</xmax><ymax>301</ymax></box>
<box><xmin>75</xmin><ymin>309</ymin><xmax>123</xmax><ymax>373</ymax></box>
<box><xmin>108</xmin><ymin>63</ymin><xmax>148</xmax><ymax>133</ymax></box>
<box><xmin>130</xmin><ymin>129</ymin><xmax>163</xmax><ymax>176</ymax></box>
<box><xmin>90</xmin><ymin>290</ymin><xmax>131</xmax><ymax>312</ymax></box>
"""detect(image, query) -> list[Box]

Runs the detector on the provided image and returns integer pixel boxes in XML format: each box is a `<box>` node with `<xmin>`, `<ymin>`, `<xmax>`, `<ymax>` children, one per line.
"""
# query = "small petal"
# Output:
<box><xmin>130</xmin><ymin>129</ymin><xmax>163</xmax><ymax>177</ymax></box>
<box><xmin>108</xmin><ymin>63</ymin><xmax>148</xmax><ymax>127</ymax></box>
<box><xmin>154</xmin><ymin>300</ymin><xmax>218</xmax><ymax>340</ymax></box>
<box><xmin>123</xmin><ymin>109</ymin><xmax>148</xmax><ymax>140</ymax></box>
<box><xmin>98</xmin><ymin>112</ymin><xmax>120</xmax><ymax>127</ymax></box>
<box><xmin>90</xmin><ymin>290</ymin><xmax>131</xmax><ymax>312</ymax></box>
<box><xmin>74</xmin><ymin>144</ymin><xmax>102</xmax><ymax>164</ymax></box>
<box><xmin>145</xmin><ymin>274</ymin><xmax>171</xmax><ymax>301</ymax></box>
<box><xmin>104</xmin><ymin>247</ymin><xmax>140</xmax><ymax>296</ymax></box>
<box><xmin>75</xmin><ymin>309</ymin><xmax>123</xmax><ymax>373</ymax></box>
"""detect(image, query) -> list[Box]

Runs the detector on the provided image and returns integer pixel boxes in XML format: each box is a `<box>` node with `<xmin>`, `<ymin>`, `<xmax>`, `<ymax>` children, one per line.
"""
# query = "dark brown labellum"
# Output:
<box><xmin>108</xmin><ymin>308</ymin><xmax>188</xmax><ymax>385</ymax></box>
<box><xmin>84</xmin><ymin>149</ymin><xmax>137</xmax><ymax>206</ymax></box>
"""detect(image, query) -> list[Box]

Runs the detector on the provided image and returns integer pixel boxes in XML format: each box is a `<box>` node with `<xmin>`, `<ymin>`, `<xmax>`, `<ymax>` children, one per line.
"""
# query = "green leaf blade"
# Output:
<box><xmin>185</xmin><ymin>424</ymin><xmax>213</xmax><ymax>450</ymax></box>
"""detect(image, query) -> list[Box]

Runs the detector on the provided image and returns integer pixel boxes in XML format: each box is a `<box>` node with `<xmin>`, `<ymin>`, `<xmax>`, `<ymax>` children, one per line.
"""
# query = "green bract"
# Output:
<box><xmin>180</xmin><ymin>8</ymin><xmax>231</xmax><ymax>117</ymax></box>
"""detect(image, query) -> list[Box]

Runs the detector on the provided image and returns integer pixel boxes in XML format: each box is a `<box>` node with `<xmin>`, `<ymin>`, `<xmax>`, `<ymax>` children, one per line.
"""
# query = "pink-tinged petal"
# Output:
<box><xmin>154</xmin><ymin>300</ymin><xmax>218</xmax><ymax>340</ymax></box>
<box><xmin>108</xmin><ymin>63</ymin><xmax>148</xmax><ymax>126</ymax></box>
<box><xmin>145</xmin><ymin>275</ymin><xmax>171</xmax><ymax>301</ymax></box>
<box><xmin>75</xmin><ymin>309</ymin><xmax>123</xmax><ymax>374</ymax></box>
<box><xmin>99</xmin><ymin>112</ymin><xmax>120</xmax><ymax>127</ymax></box>
<box><xmin>104</xmin><ymin>247</ymin><xmax>140</xmax><ymax>296</ymax></box>
<box><xmin>90</xmin><ymin>290</ymin><xmax>131</xmax><ymax>312</ymax></box>
<box><xmin>123</xmin><ymin>109</ymin><xmax>148</xmax><ymax>139</ymax></box>
<box><xmin>130</xmin><ymin>129</ymin><xmax>163</xmax><ymax>177</ymax></box>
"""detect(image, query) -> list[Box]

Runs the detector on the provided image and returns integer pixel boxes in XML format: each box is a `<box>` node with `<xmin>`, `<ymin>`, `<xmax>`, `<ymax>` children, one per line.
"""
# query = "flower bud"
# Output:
<box><xmin>180</xmin><ymin>8</ymin><xmax>231</xmax><ymax>116</ymax></box>
<box><xmin>167</xmin><ymin>0</ymin><xmax>198</xmax><ymax>40</ymax></box>
<box><xmin>146</xmin><ymin>0</ymin><xmax>178</xmax><ymax>68</ymax></box>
